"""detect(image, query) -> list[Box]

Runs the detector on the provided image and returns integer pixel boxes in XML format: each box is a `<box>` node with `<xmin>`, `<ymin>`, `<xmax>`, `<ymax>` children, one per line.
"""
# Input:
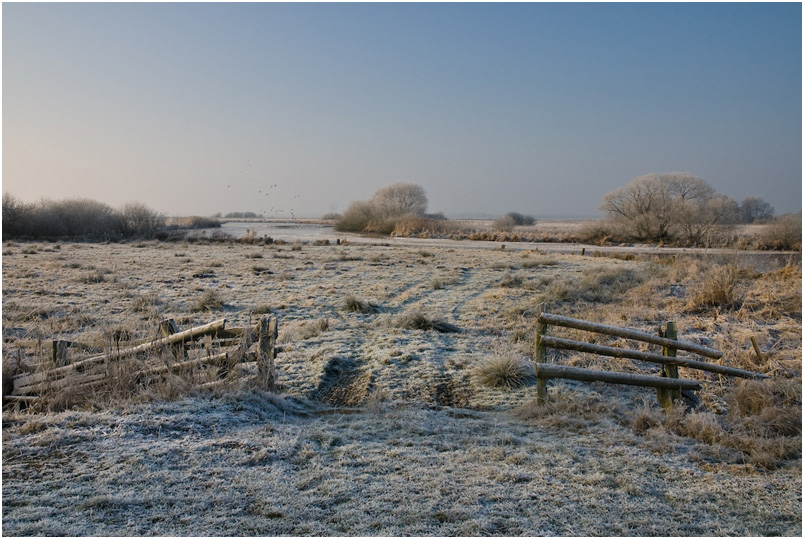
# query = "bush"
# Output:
<box><xmin>493</xmin><ymin>214</ymin><xmax>518</xmax><ymax>232</ymax></box>
<box><xmin>761</xmin><ymin>214</ymin><xmax>801</xmax><ymax>251</ymax></box>
<box><xmin>334</xmin><ymin>182</ymin><xmax>437</xmax><ymax>235</ymax></box>
<box><xmin>600</xmin><ymin>173</ymin><xmax>739</xmax><ymax>245</ymax></box>
<box><xmin>2</xmin><ymin>194</ymin><xmax>167</xmax><ymax>241</ymax></box>
<box><xmin>120</xmin><ymin>202</ymin><xmax>165</xmax><ymax>239</ymax></box>
<box><xmin>334</xmin><ymin>200</ymin><xmax>379</xmax><ymax>232</ymax></box>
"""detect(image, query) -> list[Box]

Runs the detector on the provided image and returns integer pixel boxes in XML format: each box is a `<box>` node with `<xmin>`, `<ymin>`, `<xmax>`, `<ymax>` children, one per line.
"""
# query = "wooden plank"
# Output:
<box><xmin>12</xmin><ymin>319</ymin><xmax>227</xmax><ymax>388</ymax></box>
<box><xmin>537</xmin><ymin>312</ymin><xmax>722</xmax><ymax>359</ymax></box>
<box><xmin>535</xmin><ymin>363</ymin><xmax>703</xmax><ymax>390</ymax></box>
<box><xmin>16</xmin><ymin>351</ymin><xmax>233</xmax><ymax>395</ymax></box>
<box><xmin>539</xmin><ymin>335</ymin><xmax>767</xmax><ymax>379</ymax></box>
<box><xmin>14</xmin><ymin>372</ymin><xmax>108</xmax><ymax>395</ymax></box>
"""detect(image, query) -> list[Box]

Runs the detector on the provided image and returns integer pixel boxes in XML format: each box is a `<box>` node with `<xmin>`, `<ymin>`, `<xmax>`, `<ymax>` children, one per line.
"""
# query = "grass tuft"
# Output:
<box><xmin>190</xmin><ymin>290</ymin><xmax>225</xmax><ymax>312</ymax></box>
<box><xmin>686</xmin><ymin>264</ymin><xmax>741</xmax><ymax>311</ymax></box>
<box><xmin>475</xmin><ymin>355</ymin><xmax>534</xmax><ymax>390</ymax></box>
<box><xmin>393</xmin><ymin>310</ymin><xmax>460</xmax><ymax>333</ymax></box>
<box><xmin>343</xmin><ymin>294</ymin><xmax>379</xmax><ymax>314</ymax></box>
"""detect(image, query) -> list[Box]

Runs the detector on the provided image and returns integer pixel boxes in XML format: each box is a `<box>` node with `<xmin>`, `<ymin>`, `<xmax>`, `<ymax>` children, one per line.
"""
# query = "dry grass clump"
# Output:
<box><xmin>190</xmin><ymin>289</ymin><xmax>225</xmax><ymax>312</ymax></box>
<box><xmin>342</xmin><ymin>294</ymin><xmax>380</xmax><ymax>314</ymax></box>
<box><xmin>514</xmin><ymin>384</ymin><xmax>628</xmax><ymax>430</ymax></box>
<box><xmin>279</xmin><ymin>318</ymin><xmax>330</xmax><ymax>343</ymax></box>
<box><xmin>686</xmin><ymin>264</ymin><xmax>742</xmax><ymax>311</ymax></box>
<box><xmin>760</xmin><ymin>213</ymin><xmax>802</xmax><ymax>251</ymax></box>
<box><xmin>740</xmin><ymin>261</ymin><xmax>801</xmax><ymax>319</ymax></box>
<box><xmin>631</xmin><ymin>379</ymin><xmax>801</xmax><ymax>470</ymax></box>
<box><xmin>474</xmin><ymin>355</ymin><xmax>534</xmax><ymax>390</ymax></box>
<box><xmin>393</xmin><ymin>310</ymin><xmax>460</xmax><ymax>333</ymax></box>
<box><xmin>499</xmin><ymin>273</ymin><xmax>524</xmax><ymax>288</ymax></box>
<box><xmin>391</xmin><ymin>217</ymin><xmax>455</xmax><ymax>238</ymax></box>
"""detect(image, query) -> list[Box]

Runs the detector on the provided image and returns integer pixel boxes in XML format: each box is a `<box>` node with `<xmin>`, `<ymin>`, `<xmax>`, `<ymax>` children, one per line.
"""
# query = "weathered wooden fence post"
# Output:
<box><xmin>657</xmin><ymin>321</ymin><xmax>680</xmax><ymax>410</ymax></box>
<box><xmin>52</xmin><ymin>340</ymin><xmax>71</xmax><ymax>367</ymax></box>
<box><xmin>535</xmin><ymin>303</ymin><xmax>548</xmax><ymax>405</ymax></box>
<box><xmin>257</xmin><ymin>317</ymin><xmax>277</xmax><ymax>389</ymax></box>
<box><xmin>160</xmin><ymin>319</ymin><xmax>185</xmax><ymax>359</ymax></box>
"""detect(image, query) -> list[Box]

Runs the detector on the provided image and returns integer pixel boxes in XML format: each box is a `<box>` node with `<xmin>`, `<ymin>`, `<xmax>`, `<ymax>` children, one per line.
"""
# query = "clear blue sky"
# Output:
<box><xmin>3</xmin><ymin>2</ymin><xmax>801</xmax><ymax>218</ymax></box>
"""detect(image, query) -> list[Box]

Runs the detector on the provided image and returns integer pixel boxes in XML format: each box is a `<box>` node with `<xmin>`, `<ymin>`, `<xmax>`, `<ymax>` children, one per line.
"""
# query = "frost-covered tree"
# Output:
<box><xmin>370</xmin><ymin>183</ymin><xmax>428</xmax><ymax>220</ymax></box>
<box><xmin>600</xmin><ymin>172</ymin><xmax>738</xmax><ymax>244</ymax></box>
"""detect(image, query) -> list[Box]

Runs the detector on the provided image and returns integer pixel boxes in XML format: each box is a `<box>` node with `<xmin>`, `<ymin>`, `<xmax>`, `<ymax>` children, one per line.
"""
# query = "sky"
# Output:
<box><xmin>2</xmin><ymin>2</ymin><xmax>802</xmax><ymax>219</ymax></box>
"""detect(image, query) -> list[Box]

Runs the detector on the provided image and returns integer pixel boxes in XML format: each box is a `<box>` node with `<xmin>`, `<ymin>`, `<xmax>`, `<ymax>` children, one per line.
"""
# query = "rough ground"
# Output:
<box><xmin>2</xmin><ymin>238</ymin><xmax>801</xmax><ymax>535</ymax></box>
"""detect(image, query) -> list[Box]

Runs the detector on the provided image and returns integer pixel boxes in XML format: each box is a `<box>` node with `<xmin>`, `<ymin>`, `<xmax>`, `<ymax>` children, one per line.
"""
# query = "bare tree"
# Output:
<box><xmin>600</xmin><ymin>172</ymin><xmax>737</xmax><ymax>245</ymax></box>
<box><xmin>600</xmin><ymin>174</ymin><xmax>676</xmax><ymax>241</ymax></box>
<box><xmin>370</xmin><ymin>182</ymin><xmax>428</xmax><ymax>220</ymax></box>
<box><xmin>739</xmin><ymin>196</ymin><xmax>775</xmax><ymax>223</ymax></box>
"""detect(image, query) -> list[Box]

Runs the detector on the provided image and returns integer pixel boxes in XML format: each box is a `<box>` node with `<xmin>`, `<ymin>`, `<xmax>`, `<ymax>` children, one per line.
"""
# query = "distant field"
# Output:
<box><xmin>2</xmin><ymin>239</ymin><xmax>801</xmax><ymax>535</ymax></box>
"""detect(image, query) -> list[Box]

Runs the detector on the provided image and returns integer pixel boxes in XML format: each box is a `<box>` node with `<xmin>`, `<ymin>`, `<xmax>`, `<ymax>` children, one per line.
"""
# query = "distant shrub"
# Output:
<box><xmin>225</xmin><ymin>211</ymin><xmax>261</xmax><ymax>219</ymax></box>
<box><xmin>494</xmin><ymin>212</ymin><xmax>536</xmax><ymax>232</ymax></box>
<box><xmin>334</xmin><ymin>200</ymin><xmax>378</xmax><ymax>232</ymax></box>
<box><xmin>760</xmin><ymin>214</ymin><xmax>801</xmax><ymax>251</ymax></box>
<box><xmin>2</xmin><ymin>194</ymin><xmax>168</xmax><ymax>241</ymax></box>
<box><xmin>174</xmin><ymin>216</ymin><xmax>222</xmax><ymax>229</ymax></box>
<box><xmin>321</xmin><ymin>212</ymin><xmax>342</xmax><ymax>221</ymax></box>
<box><xmin>391</xmin><ymin>216</ymin><xmax>455</xmax><ymax>237</ymax></box>
<box><xmin>120</xmin><ymin>202</ymin><xmax>165</xmax><ymax>239</ymax></box>
<box><xmin>334</xmin><ymin>183</ymin><xmax>441</xmax><ymax>236</ymax></box>
<box><xmin>493</xmin><ymin>214</ymin><xmax>518</xmax><ymax>232</ymax></box>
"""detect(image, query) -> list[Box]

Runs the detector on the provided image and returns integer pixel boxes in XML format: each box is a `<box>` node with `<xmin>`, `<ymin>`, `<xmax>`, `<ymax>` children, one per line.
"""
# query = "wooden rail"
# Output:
<box><xmin>7</xmin><ymin>318</ymin><xmax>277</xmax><ymax>401</ymax></box>
<box><xmin>536</xmin><ymin>312</ymin><xmax>722</xmax><ymax>359</ymax></box>
<box><xmin>534</xmin><ymin>304</ymin><xmax>767</xmax><ymax>409</ymax></box>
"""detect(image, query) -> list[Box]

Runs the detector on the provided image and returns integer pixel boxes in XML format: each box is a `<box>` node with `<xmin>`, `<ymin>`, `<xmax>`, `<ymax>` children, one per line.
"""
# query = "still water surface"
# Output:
<box><xmin>193</xmin><ymin>220</ymin><xmax>799</xmax><ymax>272</ymax></box>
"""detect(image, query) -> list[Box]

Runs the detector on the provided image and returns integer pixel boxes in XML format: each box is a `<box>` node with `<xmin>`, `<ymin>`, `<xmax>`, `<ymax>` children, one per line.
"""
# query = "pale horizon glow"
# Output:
<box><xmin>3</xmin><ymin>3</ymin><xmax>802</xmax><ymax>219</ymax></box>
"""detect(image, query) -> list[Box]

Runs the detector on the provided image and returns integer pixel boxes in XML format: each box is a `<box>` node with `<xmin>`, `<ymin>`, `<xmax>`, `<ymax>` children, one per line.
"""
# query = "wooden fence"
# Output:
<box><xmin>5</xmin><ymin>317</ymin><xmax>278</xmax><ymax>405</ymax></box>
<box><xmin>534</xmin><ymin>304</ymin><xmax>768</xmax><ymax>408</ymax></box>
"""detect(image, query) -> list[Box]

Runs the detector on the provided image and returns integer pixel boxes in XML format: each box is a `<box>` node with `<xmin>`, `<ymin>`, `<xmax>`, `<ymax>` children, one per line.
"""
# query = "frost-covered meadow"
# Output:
<box><xmin>2</xmin><ymin>237</ymin><xmax>801</xmax><ymax>535</ymax></box>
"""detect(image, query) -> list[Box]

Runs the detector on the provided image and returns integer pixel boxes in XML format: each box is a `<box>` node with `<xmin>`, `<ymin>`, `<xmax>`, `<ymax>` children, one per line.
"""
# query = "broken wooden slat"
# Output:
<box><xmin>12</xmin><ymin>319</ymin><xmax>227</xmax><ymax>389</ymax></box>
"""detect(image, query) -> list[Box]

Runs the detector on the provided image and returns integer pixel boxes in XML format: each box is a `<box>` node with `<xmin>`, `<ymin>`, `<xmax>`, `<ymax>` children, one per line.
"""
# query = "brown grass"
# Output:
<box><xmin>474</xmin><ymin>355</ymin><xmax>534</xmax><ymax>390</ymax></box>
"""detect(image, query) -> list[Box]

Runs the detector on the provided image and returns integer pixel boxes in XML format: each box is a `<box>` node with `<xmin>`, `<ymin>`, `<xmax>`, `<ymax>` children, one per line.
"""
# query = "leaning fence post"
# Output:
<box><xmin>657</xmin><ymin>321</ymin><xmax>681</xmax><ymax>410</ymax></box>
<box><xmin>257</xmin><ymin>317</ymin><xmax>277</xmax><ymax>390</ymax></box>
<box><xmin>535</xmin><ymin>303</ymin><xmax>548</xmax><ymax>405</ymax></box>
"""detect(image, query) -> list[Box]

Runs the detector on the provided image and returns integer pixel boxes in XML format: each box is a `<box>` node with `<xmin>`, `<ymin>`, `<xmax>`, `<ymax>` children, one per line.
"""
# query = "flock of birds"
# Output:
<box><xmin>225</xmin><ymin>159</ymin><xmax>301</xmax><ymax>220</ymax></box>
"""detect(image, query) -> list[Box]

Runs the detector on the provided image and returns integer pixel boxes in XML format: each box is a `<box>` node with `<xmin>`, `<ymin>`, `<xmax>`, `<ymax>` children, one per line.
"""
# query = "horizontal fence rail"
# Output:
<box><xmin>536</xmin><ymin>312</ymin><xmax>723</xmax><ymax>359</ymax></box>
<box><xmin>533</xmin><ymin>304</ymin><xmax>767</xmax><ymax>408</ymax></box>
<box><xmin>535</xmin><ymin>363</ymin><xmax>703</xmax><ymax>391</ymax></box>
<box><xmin>539</xmin><ymin>335</ymin><xmax>768</xmax><ymax>380</ymax></box>
<box><xmin>7</xmin><ymin>317</ymin><xmax>277</xmax><ymax>401</ymax></box>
